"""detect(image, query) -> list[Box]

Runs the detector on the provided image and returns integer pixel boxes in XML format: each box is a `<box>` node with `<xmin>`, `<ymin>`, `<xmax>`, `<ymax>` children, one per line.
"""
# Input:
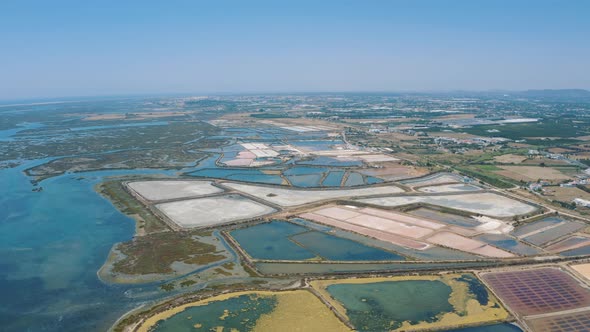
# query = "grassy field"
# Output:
<box><xmin>455</xmin><ymin>166</ymin><xmax>517</xmax><ymax>188</ymax></box>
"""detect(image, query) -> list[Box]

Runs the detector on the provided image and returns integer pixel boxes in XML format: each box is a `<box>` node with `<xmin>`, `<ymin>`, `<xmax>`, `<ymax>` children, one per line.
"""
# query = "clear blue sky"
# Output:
<box><xmin>1</xmin><ymin>0</ymin><xmax>589</xmax><ymax>99</ymax></box>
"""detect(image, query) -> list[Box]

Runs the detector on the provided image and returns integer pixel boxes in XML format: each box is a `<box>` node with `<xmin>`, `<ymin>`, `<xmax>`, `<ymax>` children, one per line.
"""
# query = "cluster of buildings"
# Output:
<box><xmin>434</xmin><ymin>136</ymin><xmax>509</xmax><ymax>147</ymax></box>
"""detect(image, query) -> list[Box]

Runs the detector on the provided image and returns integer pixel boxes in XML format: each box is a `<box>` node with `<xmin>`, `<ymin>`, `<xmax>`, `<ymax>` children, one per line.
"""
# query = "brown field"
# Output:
<box><xmin>341</xmin><ymin>117</ymin><xmax>418</xmax><ymax>124</ymax></box>
<box><xmin>508</xmin><ymin>142</ymin><xmax>534</xmax><ymax>148</ymax></box>
<box><xmin>428</xmin><ymin>132</ymin><xmax>480</xmax><ymax>139</ymax></box>
<box><xmin>359</xmin><ymin>163</ymin><xmax>429</xmax><ymax>180</ymax></box>
<box><xmin>571</xmin><ymin>151</ymin><xmax>590</xmax><ymax>159</ymax></box>
<box><xmin>520</xmin><ymin>158</ymin><xmax>570</xmax><ymax>166</ymax></box>
<box><xmin>548</xmin><ymin>147</ymin><xmax>576</xmax><ymax>154</ymax></box>
<box><xmin>434</xmin><ymin>113</ymin><xmax>476</xmax><ymax>120</ymax></box>
<box><xmin>571</xmin><ymin>263</ymin><xmax>590</xmax><ymax>281</ymax></box>
<box><xmin>493</xmin><ymin>154</ymin><xmax>527</xmax><ymax>164</ymax></box>
<box><xmin>495</xmin><ymin>166</ymin><xmax>571</xmax><ymax>182</ymax></box>
<box><xmin>543</xmin><ymin>186</ymin><xmax>590</xmax><ymax>201</ymax></box>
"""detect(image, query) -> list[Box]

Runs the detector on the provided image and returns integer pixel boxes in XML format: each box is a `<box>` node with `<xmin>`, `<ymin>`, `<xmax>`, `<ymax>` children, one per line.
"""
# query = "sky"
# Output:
<box><xmin>0</xmin><ymin>0</ymin><xmax>589</xmax><ymax>100</ymax></box>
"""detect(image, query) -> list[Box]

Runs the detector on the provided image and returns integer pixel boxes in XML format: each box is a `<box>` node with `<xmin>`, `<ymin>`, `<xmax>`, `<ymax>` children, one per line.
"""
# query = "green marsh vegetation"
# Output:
<box><xmin>113</xmin><ymin>232</ymin><xmax>226</xmax><ymax>275</ymax></box>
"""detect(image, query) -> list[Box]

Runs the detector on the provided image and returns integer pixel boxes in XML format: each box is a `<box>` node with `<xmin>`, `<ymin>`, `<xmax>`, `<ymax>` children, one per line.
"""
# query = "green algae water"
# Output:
<box><xmin>326</xmin><ymin>280</ymin><xmax>453</xmax><ymax>331</ymax></box>
<box><xmin>152</xmin><ymin>294</ymin><xmax>277</xmax><ymax>332</ymax></box>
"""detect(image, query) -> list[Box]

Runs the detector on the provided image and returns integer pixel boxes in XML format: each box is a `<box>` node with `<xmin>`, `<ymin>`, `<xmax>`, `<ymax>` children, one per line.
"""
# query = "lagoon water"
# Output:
<box><xmin>327</xmin><ymin>280</ymin><xmax>453</xmax><ymax>331</ymax></box>
<box><xmin>230</xmin><ymin>221</ymin><xmax>318</xmax><ymax>260</ymax></box>
<box><xmin>152</xmin><ymin>294</ymin><xmax>277</xmax><ymax>332</ymax></box>
<box><xmin>230</xmin><ymin>221</ymin><xmax>404</xmax><ymax>261</ymax></box>
<box><xmin>448</xmin><ymin>323</ymin><xmax>523</xmax><ymax>332</ymax></box>
<box><xmin>0</xmin><ymin>161</ymin><xmax>186</xmax><ymax>331</ymax></box>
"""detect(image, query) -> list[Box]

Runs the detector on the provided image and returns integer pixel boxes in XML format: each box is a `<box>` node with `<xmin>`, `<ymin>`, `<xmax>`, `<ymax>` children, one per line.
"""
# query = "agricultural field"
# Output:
<box><xmin>493</xmin><ymin>154</ymin><xmax>528</xmax><ymax>164</ymax></box>
<box><xmin>543</xmin><ymin>186</ymin><xmax>590</xmax><ymax>202</ymax></box>
<box><xmin>495</xmin><ymin>166</ymin><xmax>571</xmax><ymax>182</ymax></box>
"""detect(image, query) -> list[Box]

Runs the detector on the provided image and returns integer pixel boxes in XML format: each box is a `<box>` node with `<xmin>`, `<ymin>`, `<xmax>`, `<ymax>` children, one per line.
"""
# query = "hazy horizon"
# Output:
<box><xmin>1</xmin><ymin>0</ymin><xmax>589</xmax><ymax>100</ymax></box>
<box><xmin>3</xmin><ymin>88</ymin><xmax>590</xmax><ymax>104</ymax></box>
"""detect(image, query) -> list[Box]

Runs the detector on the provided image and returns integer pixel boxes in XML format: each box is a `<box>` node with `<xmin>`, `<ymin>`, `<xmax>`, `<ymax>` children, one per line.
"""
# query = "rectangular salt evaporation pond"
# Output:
<box><xmin>511</xmin><ymin>216</ymin><xmax>564</xmax><ymax>237</ymax></box>
<box><xmin>189</xmin><ymin>168</ymin><xmax>283</xmax><ymax>185</ymax></box>
<box><xmin>400</xmin><ymin>172</ymin><xmax>463</xmax><ymax>187</ymax></box>
<box><xmin>321</xmin><ymin>171</ymin><xmax>345</xmax><ymax>187</ymax></box>
<box><xmin>297</xmin><ymin>156</ymin><xmax>362</xmax><ymax>167</ymax></box>
<box><xmin>512</xmin><ymin>216</ymin><xmax>585</xmax><ymax>246</ymax></box>
<box><xmin>286</xmin><ymin>174</ymin><xmax>323</xmax><ymax>187</ymax></box>
<box><xmin>417</xmin><ymin>183</ymin><xmax>482</xmax><ymax>193</ymax></box>
<box><xmin>255</xmin><ymin>261</ymin><xmax>495</xmax><ymax>275</ymax></box>
<box><xmin>560</xmin><ymin>245</ymin><xmax>590</xmax><ymax>257</ymax></box>
<box><xmin>524</xmin><ymin>222</ymin><xmax>585</xmax><ymax>246</ymax></box>
<box><xmin>527</xmin><ymin>310</ymin><xmax>590</xmax><ymax>332</ymax></box>
<box><xmin>357</xmin><ymin>193</ymin><xmax>537</xmax><ymax>218</ymax></box>
<box><xmin>284</xmin><ymin>166</ymin><xmax>327</xmax><ymax>187</ymax></box>
<box><xmin>127</xmin><ymin>180</ymin><xmax>223</xmax><ymax>201</ymax></box>
<box><xmin>283</xmin><ymin>166</ymin><xmax>329</xmax><ymax>176</ymax></box>
<box><xmin>546</xmin><ymin>236</ymin><xmax>590</xmax><ymax>253</ymax></box>
<box><xmin>344</xmin><ymin>172</ymin><xmax>364</xmax><ymax>186</ymax></box>
<box><xmin>156</xmin><ymin>194</ymin><xmax>276</xmax><ymax>228</ymax></box>
<box><xmin>407</xmin><ymin>208</ymin><xmax>480</xmax><ymax>228</ymax></box>
<box><xmin>481</xmin><ymin>268</ymin><xmax>590</xmax><ymax>316</ymax></box>
<box><xmin>474</xmin><ymin>234</ymin><xmax>541</xmax><ymax>256</ymax></box>
<box><xmin>230</xmin><ymin>221</ymin><xmax>318</xmax><ymax>260</ymax></box>
<box><xmin>230</xmin><ymin>221</ymin><xmax>404</xmax><ymax>261</ymax></box>
<box><xmin>290</xmin><ymin>231</ymin><xmax>405</xmax><ymax>261</ymax></box>
<box><xmin>290</xmin><ymin>139</ymin><xmax>343</xmax><ymax>151</ymax></box>
<box><xmin>224</xmin><ymin>182</ymin><xmax>405</xmax><ymax>207</ymax></box>
<box><xmin>320</xmin><ymin>224</ymin><xmax>480</xmax><ymax>261</ymax></box>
